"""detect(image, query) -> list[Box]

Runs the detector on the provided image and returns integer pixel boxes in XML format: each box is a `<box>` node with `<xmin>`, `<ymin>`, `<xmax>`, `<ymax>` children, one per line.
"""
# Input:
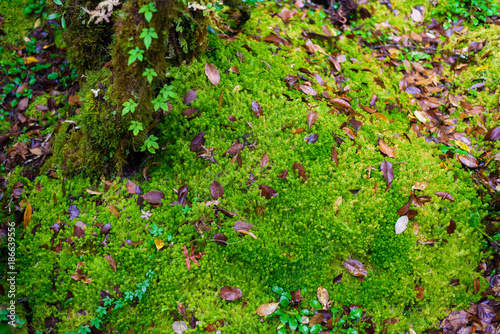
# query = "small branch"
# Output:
<box><xmin>368</xmin><ymin>44</ymin><xmax>444</xmax><ymax>53</ymax></box>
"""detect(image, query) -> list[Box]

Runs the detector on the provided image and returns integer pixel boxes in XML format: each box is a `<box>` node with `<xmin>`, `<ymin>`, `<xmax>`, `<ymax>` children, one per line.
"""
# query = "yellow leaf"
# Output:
<box><xmin>411</xmin><ymin>181</ymin><xmax>429</xmax><ymax>191</ymax></box>
<box><xmin>86</xmin><ymin>189</ymin><xmax>102</xmax><ymax>195</ymax></box>
<box><xmin>414</xmin><ymin>111</ymin><xmax>428</xmax><ymax>124</ymax></box>
<box><xmin>107</xmin><ymin>205</ymin><xmax>119</xmax><ymax>218</ymax></box>
<box><xmin>43</xmin><ymin>44</ymin><xmax>54</xmax><ymax>49</ymax></box>
<box><xmin>476</xmin><ymin>65</ymin><xmax>490</xmax><ymax>72</ymax></box>
<box><xmin>34</xmin><ymin>18</ymin><xmax>41</xmax><ymax>28</ymax></box>
<box><xmin>24</xmin><ymin>201</ymin><xmax>33</xmax><ymax>230</ymax></box>
<box><xmin>453</xmin><ymin>140</ymin><xmax>470</xmax><ymax>154</ymax></box>
<box><xmin>154</xmin><ymin>238</ymin><xmax>164</xmax><ymax>251</ymax></box>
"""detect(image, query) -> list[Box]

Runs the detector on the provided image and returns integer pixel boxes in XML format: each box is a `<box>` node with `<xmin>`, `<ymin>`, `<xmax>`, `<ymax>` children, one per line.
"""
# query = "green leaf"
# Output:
<box><xmin>298</xmin><ymin>324</ymin><xmax>309</xmax><ymax>334</ymax></box>
<box><xmin>282</xmin><ymin>292</ymin><xmax>292</xmax><ymax>300</ymax></box>
<box><xmin>61</xmin><ymin>16</ymin><xmax>66</xmax><ymax>29</ymax></box>
<box><xmin>288</xmin><ymin>317</ymin><xmax>298</xmax><ymax>331</ymax></box>
<box><xmin>145</xmin><ymin>11</ymin><xmax>152</xmax><ymax>23</ymax></box>
<box><xmin>53</xmin><ymin>0</ymin><xmax>63</xmax><ymax>5</ymax></box>
<box><xmin>280</xmin><ymin>313</ymin><xmax>289</xmax><ymax>324</ymax></box>
<box><xmin>309</xmin><ymin>300</ymin><xmax>321</xmax><ymax>309</ymax></box>
<box><xmin>272</xmin><ymin>286</ymin><xmax>285</xmax><ymax>295</ymax></box>
<box><xmin>300</xmin><ymin>309</ymin><xmax>311</xmax><ymax>316</ymax></box>
<box><xmin>280</xmin><ymin>295</ymin><xmax>289</xmax><ymax>307</ymax></box>
<box><xmin>277</xmin><ymin>327</ymin><xmax>287</xmax><ymax>334</ymax></box>
<box><xmin>310</xmin><ymin>324</ymin><xmax>323</xmax><ymax>334</ymax></box>
<box><xmin>47</xmin><ymin>13</ymin><xmax>61</xmax><ymax>20</ymax></box>
<box><xmin>347</xmin><ymin>328</ymin><xmax>358</xmax><ymax>334</ymax></box>
<box><xmin>349</xmin><ymin>308</ymin><xmax>362</xmax><ymax>319</ymax></box>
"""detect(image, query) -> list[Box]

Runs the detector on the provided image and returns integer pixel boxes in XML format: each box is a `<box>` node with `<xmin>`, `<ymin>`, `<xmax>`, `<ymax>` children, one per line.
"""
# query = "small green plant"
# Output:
<box><xmin>0</xmin><ymin>109</ymin><xmax>8</xmax><ymax>121</ymax></box>
<box><xmin>122</xmin><ymin>99</ymin><xmax>138</xmax><ymax>115</ymax></box>
<box><xmin>140</xmin><ymin>28</ymin><xmax>158</xmax><ymax>50</ymax></box>
<box><xmin>142</xmin><ymin>68</ymin><xmax>157</xmax><ymax>84</ymax></box>
<box><xmin>129</xmin><ymin>121</ymin><xmax>144</xmax><ymax>136</ymax></box>
<box><xmin>128</xmin><ymin>47</ymin><xmax>145</xmax><ymax>66</ymax></box>
<box><xmin>149</xmin><ymin>223</ymin><xmax>163</xmax><ymax>236</ymax></box>
<box><xmin>438</xmin><ymin>144</ymin><xmax>468</xmax><ymax>156</ymax></box>
<box><xmin>141</xmin><ymin>135</ymin><xmax>159</xmax><ymax>153</ymax></box>
<box><xmin>434</xmin><ymin>0</ymin><xmax>499</xmax><ymax>26</ymax></box>
<box><xmin>138</xmin><ymin>2</ymin><xmax>157</xmax><ymax>23</ymax></box>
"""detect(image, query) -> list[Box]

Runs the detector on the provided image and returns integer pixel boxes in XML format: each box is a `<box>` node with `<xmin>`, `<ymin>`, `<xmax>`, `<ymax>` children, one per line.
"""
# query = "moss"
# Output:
<box><xmin>0</xmin><ymin>0</ymin><xmax>32</xmax><ymax>46</ymax></box>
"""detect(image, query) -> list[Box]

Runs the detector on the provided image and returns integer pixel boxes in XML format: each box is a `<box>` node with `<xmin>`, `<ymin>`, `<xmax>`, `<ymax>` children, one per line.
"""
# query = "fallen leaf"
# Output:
<box><xmin>434</xmin><ymin>192</ymin><xmax>454</xmax><ymax>202</ymax></box>
<box><xmin>299</xmin><ymin>85</ymin><xmax>318</xmax><ymax>96</ymax></box>
<box><xmin>415</xmin><ymin>286</ymin><xmax>423</xmax><ymax>300</ymax></box>
<box><xmin>259</xmin><ymin>185</ymin><xmax>278</xmax><ymax>199</ymax></box>
<box><xmin>251</xmin><ymin>101</ymin><xmax>263</xmax><ymax>117</ymax></box>
<box><xmin>333</xmin><ymin>273</ymin><xmax>343</xmax><ymax>284</ymax></box>
<box><xmin>293</xmin><ymin>162</ymin><xmax>306</xmax><ymax>181</ymax></box>
<box><xmin>154</xmin><ymin>238</ymin><xmax>164</xmax><ymax>251</ymax></box>
<box><xmin>407</xmin><ymin>209</ymin><xmax>418</xmax><ymax>219</ymax></box>
<box><xmin>213</xmin><ymin>233</ymin><xmax>228</xmax><ymax>245</ymax></box>
<box><xmin>485</xmin><ymin>127</ymin><xmax>500</xmax><ymax>141</ymax></box>
<box><xmin>307</xmin><ymin>111</ymin><xmax>318</xmax><ymax>129</ymax></box>
<box><xmin>447</xmin><ymin>219</ymin><xmax>456</xmax><ymax>234</ymax></box>
<box><xmin>260</xmin><ymin>153</ymin><xmax>269</xmax><ymax>168</ymax></box>
<box><xmin>74</xmin><ymin>221</ymin><xmax>86</xmax><ymax>238</ymax></box>
<box><xmin>68</xmin><ymin>204</ymin><xmax>80</xmax><ymax>220</ymax></box>
<box><xmin>378</xmin><ymin>139</ymin><xmax>395</xmax><ymax>158</ymax></box>
<box><xmin>108</xmin><ymin>205</ymin><xmax>119</xmax><ymax>218</ymax></box>
<box><xmin>344</xmin><ymin>258</ymin><xmax>368</xmax><ymax>277</ymax></box>
<box><xmin>229</xmin><ymin>65</ymin><xmax>240</xmax><ymax>74</ymax></box>
<box><xmin>332</xmin><ymin>146</ymin><xmax>339</xmax><ymax>165</ymax></box>
<box><xmin>457</xmin><ymin>154</ymin><xmax>479</xmax><ymax>168</ymax></box>
<box><xmin>380</xmin><ymin>160</ymin><xmax>394</xmax><ymax>186</ymax></box>
<box><xmin>210</xmin><ymin>180</ymin><xmax>224</xmax><ymax>200</ymax></box>
<box><xmin>233</xmin><ymin>221</ymin><xmax>253</xmax><ymax>232</ymax></box>
<box><xmin>143</xmin><ymin>190</ymin><xmax>165</xmax><ymax>204</ymax></box>
<box><xmin>205</xmin><ymin>61</ymin><xmax>220</xmax><ymax>86</ymax></box>
<box><xmin>24</xmin><ymin>201</ymin><xmax>32</xmax><ymax>230</ymax></box>
<box><xmin>412</xmin><ymin>182</ymin><xmax>429</xmax><ymax>191</ymax></box>
<box><xmin>307</xmin><ymin>134</ymin><xmax>318</xmax><ymax>143</ymax></box>
<box><xmin>220</xmin><ymin>286</ymin><xmax>243</xmax><ymax>301</ymax></box>
<box><xmin>172</xmin><ymin>321</ymin><xmax>188</xmax><ymax>334</ymax></box>
<box><xmin>397</xmin><ymin>200</ymin><xmax>411</xmax><ymax>216</ymax></box>
<box><xmin>278</xmin><ymin>169</ymin><xmax>289</xmax><ymax>181</ymax></box>
<box><xmin>395</xmin><ymin>215</ymin><xmax>409</xmax><ymax>234</ymax></box>
<box><xmin>237</xmin><ymin>230</ymin><xmax>258</xmax><ymax>239</ymax></box>
<box><xmin>317</xmin><ymin>286</ymin><xmax>329</xmax><ymax>309</ymax></box>
<box><xmin>190</xmin><ymin>132</ymin><xmax>206</xmax><ymax>152</ymax></box>
<box><xmin>104</xmin><ymin>255</ymin><xmax>117</xmax><ymax>271</ymax></box>
<box><xmin>183</xmin><ymin>89</ymin><xmax>198</xmax><ymax>105</ymax></box>
<box><xmin>256</xmin><ymin>302</ymin><xmax>279</xmax><ymax>316</ymax></box>
<box><xmin>410</xmin><ymin>7</ymin><xmax>422</xmax><ymax>23</ymax></box>
<box><xmin>101</xmin><ymin>223</ymin><xmax>112</xmax><ymax>235</ymax></box>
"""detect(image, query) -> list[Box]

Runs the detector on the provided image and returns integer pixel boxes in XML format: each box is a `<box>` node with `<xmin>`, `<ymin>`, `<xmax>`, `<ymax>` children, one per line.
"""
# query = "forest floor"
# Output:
<box><xmin>1</xmin><ymin>0</ymin><xmax>500</xmax><ymax>333</ymax></box>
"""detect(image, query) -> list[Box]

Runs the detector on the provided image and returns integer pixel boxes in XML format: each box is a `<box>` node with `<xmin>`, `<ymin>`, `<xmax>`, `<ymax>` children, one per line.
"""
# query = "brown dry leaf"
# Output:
<box><xmin>143</xmin><ymin>190</ymin><xmax>165</xmax><ymax>204</ymax></box>
<box><xmin>360</xmin><ymin>105</ymin><xmax>376</xmax><ymax>114</ymax></box>
<box><xmin>24</xmin><ymin>201</ymin><xmax>33</xmax><ymax>230</ymax></box>
<box><xmin>277</xmin><ymin>7</ymin><xmax>297</xmax><ymax>24</ymax></box>
<box><xmin>104</xmin><ymin>254</ymin><xmax>117</xmax><ymax>271</ymax></box>
<box><xmin>317</xmin><ymin>286</ymin><xmax>329</xmax><ymax>309</ymax></box>
<box><xmin>299</xmin><ymin>85</ymin><xmax>318</xmax><ymax>96</ymax></box>
<box><xmin>307</xmin><ymin>111</ymin><xmax>318</xmax><ymax>129</ymax></box>
<box><xmin>260</xmin><ymin>153</ymin><xmax>269</xmax><ymax>168</ymax></box>
<box><xmin>292</xmin><ymin>128</ymin><xmax>306</xmax><ymax>134</ymax></box>
<box><xmin>332</xmin><ymin>146</ymin><xmax>339</xmax><ymax>165</ymax></box>
<box><xmin>233</xmin><ymin>221</ymin><xmax>253</xmax><ymax>233</ymax></box>
<box><xmin>108</xmin><ymin>205</ymin><xmax>119</xmax><ymax>218</ymax></box>
<box><xmin>397</xmin><ymin>200</ymin><xmax>411</xmax><ymax>216</ymax></box>
<box><xmin>343</xmin><ymin>127</ymin><xmax>356</xmax><ymax>140</ymax></box>
<box><xmin>190</xmin><ymin>131</ymin><xmax>206</xmax><ymax>152</ymax></box>
<box><xmin>457</xmin><ymin>155</ymin><xmax>480</xmax><ymax>168</ymax></box>
<box><xmin>293</xmin><ymin>162</ymin><xmax>306</xmax><ymax>181</ymax></box>
<box><xmin>218</xmin><ymin>89</ymin><xmax>224</xmax><ymax>111</ymax></box>
<box><xmin>126</xmin><ymin>180</ymin><xmax>137</xmax><ymax>194</ymax></box>
<box><xmin>278</xmin><ymin>169</ymin><xmax>289</xmax><ymax>181</ymax></box>
<box><xmin>74</xmin><ymin>221</ymin><xmax>86</xmax><ymax>238</ymax></box>
<box><xmin>473</xmin><ymin>278</ymin><xmax>480</xmax><ymax>294</ymax></box>
<box><xmin>380</xmin><ymin>160</ymin><xmax>394</xmax><ymax>186</ymax></box>
<box><xmin>205</xmin><ymin>61</ymin><xmax>220</xmax><ymax>86</ymax></box>
<box><xmin>210</xmin><ymin>180</ymin><xmax>224</xmax><ymax>200</ymax></box>
<box><xmin>415</xmin><ymin>286</ymin><xmax>424</xmax><ymax>300</ymax></box>
<box><xmin>378</xmin><ymin>138</ymin><xmax>395</xmax><ymax>158</ymax></box>
<box><xmin>219</xmin><ymin>286</ymin><xmax>243</xmax><ymax>301</ymax></box>
<box><xmin>344</xmin><ymin>258</ymin><xmax>368</xmax><ymax>276</ymax></box>
<box><xmin>183</xmin><ymin>89</ymin><xmax>198</xmax><ymax>105</ymax></box>
<box><xmin>259</xmin><ymin>185</ymin><xmax>278</xmax><ymax>199</ymax></box>
<box><xmin>229</xmin><ymin>65</ymin><xmax>240</xmax><ymax>74</ymax></box>
<box><xmin>256</xmin><ymin>302</ymin><xmax>279</xmax><ymax>316</ymax></box>
<box><xmin>447</xmin><ymin>219</ymin><xmax>456</xmax><ymax>235</ymax></box>
<box><xmin>434</xmin><ymin>192</ymin><xmax>454</xmax><ymax>202</ymax></box>
<box><xmin>251</xmin><ymin>101</ymin><xmax>263</xmax><ymax>117</ymax></box>
<box><xmin>412</xmin><ymin>181</ymin><xmax>429</xmax><ymax>191</ymax></box>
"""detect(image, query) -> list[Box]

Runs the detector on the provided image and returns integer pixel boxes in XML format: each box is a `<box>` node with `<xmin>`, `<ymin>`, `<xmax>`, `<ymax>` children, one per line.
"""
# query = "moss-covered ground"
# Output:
<box><xmin>1</xmin><ymin>0</ymin><xmax>500</xmax><ymax>333</ymax></box>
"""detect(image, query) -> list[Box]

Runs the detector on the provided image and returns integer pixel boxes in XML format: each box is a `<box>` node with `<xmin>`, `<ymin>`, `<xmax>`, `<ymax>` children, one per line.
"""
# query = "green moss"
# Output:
<box><xmin>0</xmin><ymin>0</ymin><xmax>32</xmax><ymax>46</ymax></box>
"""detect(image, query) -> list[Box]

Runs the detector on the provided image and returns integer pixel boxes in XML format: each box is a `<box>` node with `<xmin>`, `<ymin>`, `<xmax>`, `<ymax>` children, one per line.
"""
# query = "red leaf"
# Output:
<box><xmin>293</xmin><ymin>162</ymin><xmax>306</xmax><ymax>181</ymax></box>
<box><xmin>435</xmin><ymin>192</ymin><xmax>454</xmax><ymax>202</ymax></box>
<box><xmin>183</xmin><ymin>89</ymin><xmax>198</xmax><ymax>105</ymax></box>
<box><xmin>143</xmin><ymin>190</ymin><xmax>165</xmax><ymax>204</ymax></box>
<box><xmin>190</xmin><ymin>132</ymin><xmax>206</xmax><ymax>152</ymax></box>
<box><xmin>380</xmin><ymin>160</ymin><xmax>394</xmax><ymax>186</ymax></box>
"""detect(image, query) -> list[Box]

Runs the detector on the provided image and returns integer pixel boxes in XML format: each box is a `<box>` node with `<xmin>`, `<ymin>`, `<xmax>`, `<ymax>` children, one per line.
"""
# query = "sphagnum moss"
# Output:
<box><xmin>1</xmin><ymin>0</ymin><xmax>493</xmax><ymax>333</ymax></box>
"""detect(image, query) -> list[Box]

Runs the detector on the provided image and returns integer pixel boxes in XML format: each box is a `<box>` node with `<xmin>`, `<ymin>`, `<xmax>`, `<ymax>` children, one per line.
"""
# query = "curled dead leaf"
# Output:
<box><xmin>256</xmin><ymin>302</ymin><xmax>279</xmax><ymax>316</ymax></box>
<box><xmin>343</xmin><ymin>258</ymin><xmax>368</xmax><ymax>277</ymax></box>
